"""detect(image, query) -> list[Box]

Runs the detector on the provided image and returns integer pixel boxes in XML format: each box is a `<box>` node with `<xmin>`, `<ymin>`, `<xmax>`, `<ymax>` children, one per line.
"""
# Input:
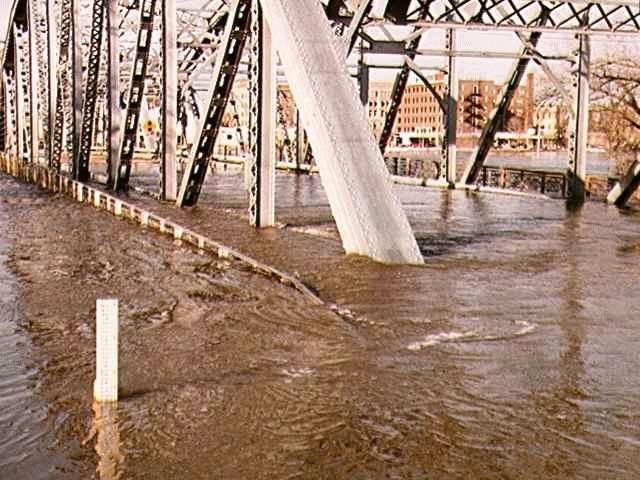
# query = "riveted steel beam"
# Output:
<box><xmin>176</xmin><ymin>0</ymin><xmax>251</xmax><ymax>207</ymax></box>
<box><xmin>51</xmin><ymin>0</ymin><xmax>73</xmax><ymax>171</ymax></box>
<box><xmin>248</xmin><ymin>0</ymin><xmax>276</xmax><ymax>227</ymax></box>
<box><xmin>76</xmin><ymin>0</ymin><xmax>107</xmax><ymax>181</ymax></box>
<box><xmin>13</xmin><ymin>25</ymin><xmax>27</xmax><ymax>163</ymax></box>
<box><xmin>377</xmin><ymin>8</ymin><xmax>429</xmax><ymax>154</ymax></box>
<box><xmin>46</xmin><ymin>0</ymin><xmax>57</xmax><ymax>166</ymax></box>
<box><xmin>113</xmin><ymin>0</ymin><xmax>158</xmax><ymax>191</ymax></box>
<box><xmin>160</xmin><ymin>0</ymin><xmax>178</xmax><ymax>201</ymax></box>
<box><xmin>566</xmin><ymin>28</ymin><xmax>590</xmax><ymax>204</ymax></box>
<box><xmin>461</xmin><ymin>9</ymin><xmax>549</xmax><ymax>185</ymax></box>
<box><xmin>439</xmin><ymin>28</ymin><xmax>457</xmax><ymax>185</ymax></box>
<box><xmin>27</xmin><ymin>0</ymin><xmax>40</xmax><ymax>164</ymax></box>
<box><xmin>70</xmin><ymin>0</ymin><xmax>83</xmax><ymax>176</ymax></box>
<box><xmin>607</xmin><ymin>160</ymin><xmax>640</xmax><ymax>207</ymax></box>
<box><xmin>106</xmin><ymin>0</ymin><xmax>121</xmax><ymax>186</ymax></box>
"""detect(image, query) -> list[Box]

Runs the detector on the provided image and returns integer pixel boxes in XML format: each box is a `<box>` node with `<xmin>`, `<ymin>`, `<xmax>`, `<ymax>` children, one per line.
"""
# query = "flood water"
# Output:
<box><xmin>0</xmin><ymin>177</ymin><xmax>72</xmax><ymax>478</ymax></box>
<box><xmin>1</xmin><ymin>166</ymin><xmax>640</xmax><ymax>478</ymax></box>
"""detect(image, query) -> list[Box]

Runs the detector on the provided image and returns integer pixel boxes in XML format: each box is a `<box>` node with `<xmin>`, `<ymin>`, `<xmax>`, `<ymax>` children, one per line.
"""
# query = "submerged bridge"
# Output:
<box><xmin>1</xmin><ymin>0</ymin><xmax>639</xmax><ymax>264</ymax></box>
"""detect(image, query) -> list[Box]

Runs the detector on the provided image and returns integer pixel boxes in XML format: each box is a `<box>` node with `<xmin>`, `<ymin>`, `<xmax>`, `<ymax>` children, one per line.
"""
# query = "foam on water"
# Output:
<box><xmin>407</xmin><ymin>331</ymin><xmax>477</xmax><ymax>350</ymax></box>
<box><xmin>407</xmin><ymin>321</ymin><xmax>537</xmax><ymax>351</ymax></box>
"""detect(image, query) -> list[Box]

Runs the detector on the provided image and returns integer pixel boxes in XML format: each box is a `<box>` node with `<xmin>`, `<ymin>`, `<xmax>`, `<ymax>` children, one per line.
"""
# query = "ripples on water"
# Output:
<box><xmin>1</xmin><ymin>167</ymin><xmax>640</xmax><ymax>478</ymax></box>
<box><xmin>0</xmin><ymin>177</ymin><xmax>73</xmax><ymax>479</ymax></box>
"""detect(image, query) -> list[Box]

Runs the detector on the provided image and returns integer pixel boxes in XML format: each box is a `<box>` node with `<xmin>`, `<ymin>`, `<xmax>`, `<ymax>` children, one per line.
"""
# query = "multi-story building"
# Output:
<box><xmin>218</xmin><ymin>74</ymin><xmax>535</xmax><ymax>151</ymax></box>
<box><xmin>367</xmin><ymin>72</ymin><xmax>536</xmax><ymax>148</ymax></box>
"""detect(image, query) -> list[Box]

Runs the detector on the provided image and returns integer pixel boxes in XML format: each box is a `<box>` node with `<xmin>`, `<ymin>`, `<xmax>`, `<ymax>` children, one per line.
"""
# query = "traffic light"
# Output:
<box><xmin>463</xmin><ymin>93</ymin><xmax>485</xmax><ymax>130</ymax></box>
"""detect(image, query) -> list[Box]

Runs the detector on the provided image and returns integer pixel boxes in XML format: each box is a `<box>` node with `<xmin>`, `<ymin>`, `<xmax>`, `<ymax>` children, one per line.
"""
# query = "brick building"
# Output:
<box><xmin>367</xmin><ymin>72</ymin><xmax>536</xmax><ymax>148</ymax></box>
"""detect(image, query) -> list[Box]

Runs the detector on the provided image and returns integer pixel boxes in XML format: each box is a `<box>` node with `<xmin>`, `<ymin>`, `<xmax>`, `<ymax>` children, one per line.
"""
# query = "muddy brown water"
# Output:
<box><xmin>1</xmin><ymin>168</ymin><xmax>640</xmax><ymax>479</ymax></box>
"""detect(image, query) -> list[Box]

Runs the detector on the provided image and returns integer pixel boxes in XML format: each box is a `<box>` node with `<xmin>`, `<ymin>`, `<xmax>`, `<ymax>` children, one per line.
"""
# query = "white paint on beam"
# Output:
<box><xmin>258</xmin><ymin>11</ymin><xmax>276</xmax><ymax>227</ymax></box>
<box><xmin>161</xmin><ymin>0</ymin><xmax>178</xmax><ymax>201</ymax></box>
<box><xmin>607</xmin><ymin>159</ymin><xmax>640</xmax><ymax>206</ymax></box>
<box><xmin>258</xmin><ymin>0</ymin><xmax>423</xmax><ymax>264</ymax></box>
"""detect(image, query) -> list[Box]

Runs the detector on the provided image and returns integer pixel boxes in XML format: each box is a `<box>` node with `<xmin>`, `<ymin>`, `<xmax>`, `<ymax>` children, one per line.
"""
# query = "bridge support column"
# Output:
<box><xmin>160</xmin><ymin>0</ymin><xmax>178</xmax><ymax>201</ymax></box>
<box><xmin>176</xmin><ymin>0</ymin><xmax>251</xmax><ymax>206</ymax></box>
<box><xmin>13</xmin><ymin>26</ymin><xmax>27</xmax><ymax>163</ymax></box>
<box><xmin>77</xmin><ymin>0</ymin><xmax>107</xmax><ymax>182</ymax></box>
<box><xmin>106</xmin><ymin>0</ymin><xmax>121</xmax><ymax>186</ymax></box>
<box><xmin>71</xmin><ymin>0</ymin><xmax>84</xmax><ymax>177</ymax></box>
<box><xmin>439</xmin><ymin>29</ymin><xmax>457</xmax><ymax>185</ymax></box>
<box><xmin>259</xmin><ymin>0</ymin><xmax>423</xmax><ymax>264</ymax></box>
<box><xmin>46</xmin><ymin>0</ymin><xmax>58</xmax><ymax>167</ymax></box>
<box><xmin>113</xmin><ymin>0</ymin><xmax>158</xmax><ymax>191</ymax></box>
<box><xmin>248</xmin><ymin>0</ymin><xmax>276</xmax><ymax>227</ymax></box>
<box><xmin>3</xmin><ymin>75</ymin><xmax>16</xmax><ymax>158</ymax></box>
<box><xmin>607</xmin><ymin>158</ymin><xmax>640</xmax><ymax>207</ymax></box>
<box><xmin>566</xmin><ymin>32</ymin><xmax>590</xmax><ymax>204</ymax></box>
<box><xmin>27</xmin><ymin>0</ymin><xmax>40</xmax><ymax>165</ymax></box>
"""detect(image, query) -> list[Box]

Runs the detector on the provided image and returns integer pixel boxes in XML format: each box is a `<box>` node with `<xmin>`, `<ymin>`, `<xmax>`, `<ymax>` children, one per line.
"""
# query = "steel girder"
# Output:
<box><xmin>248</xmin><ymin>0</ymin><xmax>276</xmax><ymax>227</ymax></box>
<box><xmin>608</xmin><ymin>161</ymin><xmax>640</xmax><ymax>206</ymax></box>
<box><xmin>160</xmin><ymin>0</ymin><xmax>178</xmax><ymax>201</ymax></box>
<box><xmin>50</xmin><ymin>0</ymin><xmax>74</xmax><ymax>170</ymax></box>
<box><xmin>440</xmin><ymin>29</ymin><xmax>457</xmax><ymax>185</ymax></box>
<box><xmin>70</xmin><ymin>0</ymin><xmax>83</xmax><ymax>177</ymax></box>
<box><xmin>176</xmin><ymin>0</ymin><xmax>251</xmax><ymax>207</ymax></box>
<box><xmin>113</xmin><ymin>0</ymin><xmax>158</xmax><ymax>191</ymax></box>
<box><xmin>461</xmin><ymin>9</ymin><xmax>549</xmax><ymax>185</ymax></box>
<box><xmin>566</xmin><ymin>28</ymin><xmax>591</xmax><ymax>203</ymax></box>
<box><xmin>13</xmin><ymin>25</ymin><xmax>28</xmax><ymax>163</ymax></box>
<box><xmin>46</xmin><ymin>0</ymin><xmax>58</xmax><ymax>167</ymax></box>
<box><xmin>27</xmin><ymin>0</ymin><xmax>41</xmax><ymax>164</ymax></box>
<box><xmin>106</xmin><ymin>0</ymin><xmax>120</xmax><ymax>185</ymax></box>
<box><xmin>377</xmin><ymin>8</ymin><xmax>430</xmax><ymax>154</ymax></box>
<box><xmin>396</xmin><ymin>0</ymin><xmax>640</xmax><ymax>36</ymax></box>
<box><xmin>76</xmin><ymin>0</ymin><xmax>107</xmax><ymax>181</ymax></box>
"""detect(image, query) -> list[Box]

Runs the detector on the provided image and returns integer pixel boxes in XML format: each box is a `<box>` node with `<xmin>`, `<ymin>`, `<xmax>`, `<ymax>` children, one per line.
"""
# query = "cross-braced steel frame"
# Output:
<box><xmin>1</xmin><ymin>0</ymin><xmax>640</xmax><ymax>263</ymax></box>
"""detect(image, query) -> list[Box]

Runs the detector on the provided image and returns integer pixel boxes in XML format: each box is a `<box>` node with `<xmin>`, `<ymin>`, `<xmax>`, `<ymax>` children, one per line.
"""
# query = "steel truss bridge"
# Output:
<box><xmin>1</xmin><ymin>0</ymin><xmax>639</xmax><ymax>264</ymax></box>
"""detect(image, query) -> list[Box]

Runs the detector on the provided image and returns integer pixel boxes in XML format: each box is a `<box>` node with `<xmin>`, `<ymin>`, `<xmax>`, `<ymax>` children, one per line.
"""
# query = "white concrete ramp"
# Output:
<box><xmin>259</xmin><ymin>0</ymin><xmax>423</xmax><ymax>264</ymax></box>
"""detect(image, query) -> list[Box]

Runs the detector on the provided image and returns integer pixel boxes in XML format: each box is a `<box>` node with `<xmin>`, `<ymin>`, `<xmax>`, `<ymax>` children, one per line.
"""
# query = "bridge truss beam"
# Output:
<box><xmin>76</xmin><ymin>0</ymin><xmax>106</xmax><ymax>182</ymax></box>
<box><xmin>13</xmin><ymin>25</ymin><xmax>27</xmax><ymax>163</ymax></box>
<box><xmin>402</xmin><ymin>0</ymin><xmax>640</xmax><ymax>36</ymax></box>
<box><xmin>607</xmin><ymin>161</ymin><xmax>640</xmax><ymax>207</ymax></box>
<box><xmin>461</xmin><ymin>12</ymin><xmax>548</xmax><ymax>185</ymax></box>
<box><xmin>27</xmin><ymin>0</ymin><xmax>40</xmax><ymax>165</ymax></box>
<box><xmin>113</xmin><ymin>0</ymin><xmax>158</xmax><ymax>191</ymax></box>
<box><xmin>259</xmin><ymin>0</ymin><xmax>423</xmax><ymax>264</ymax></box>
<box><xmin>377</xmin><ymin>20</ymin><xmax>428</xmax><ymax>154</ymax></box>
<box><xmin>106</xmin><ymin>0</ymin><xmax>120</xmax><ymax>186</ymax></box>
<box><xmin>160</xmin><ymin>0</ymin><xmax>178</xmax><ymax>201</ymax></box>
<box><xmin>176</xmin><ymin>0</ymin><xmax>251</xmax><ymax>207</ymax></box>
<box><xmin>440</xmin><ymin>29</ymin><xmax>457</xmax><ymax>185</ymax></box>
<box><xmin>46</xmin><ymin>0</ymin><xmax>57</xmax><ymax>168</ymax></box>
<box><xmin>566</xmin><ymin>29</ymin><xmax>591</xmax><ymax>204</ymax></box>
<box><xmin>248</xmin><ymin>0</ymin><xmax>276</xmax><ymax>227</ymax></box>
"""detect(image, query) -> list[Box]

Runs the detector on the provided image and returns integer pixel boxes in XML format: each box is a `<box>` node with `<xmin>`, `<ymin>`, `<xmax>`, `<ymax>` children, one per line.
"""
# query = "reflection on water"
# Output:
<box><xmin>0</xmin><ymin>176</ymin><xmax>71</xmax><ymax>479</ymax></box>
<box><xmin>2</xmin><ymin>168</ymin><xmax>640</xmax><ymax>478</ymax></box>
<box><xmin>86</xmin><ymin>402</ymin><xmax>123</xmax><ymax>480</ymax></box>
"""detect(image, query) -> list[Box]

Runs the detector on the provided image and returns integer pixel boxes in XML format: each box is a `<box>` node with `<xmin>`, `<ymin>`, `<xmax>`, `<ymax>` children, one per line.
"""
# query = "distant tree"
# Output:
<box><xmin>591</xmin><ymin>55</ymin><xmax>640</xmax><ymax>174</ymax></box>
<box><xmin>533</xmin><ymin>53</ymin><xmax>640</xmax><ymax>172</ymax></box>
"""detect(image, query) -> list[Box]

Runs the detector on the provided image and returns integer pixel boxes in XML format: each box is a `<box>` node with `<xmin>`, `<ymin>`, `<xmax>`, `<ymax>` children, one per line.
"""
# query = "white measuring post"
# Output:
<box><xmin>94</xmin><ymin>299</ymin><xmax>119</xmax><ymax>402</ymax></box>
